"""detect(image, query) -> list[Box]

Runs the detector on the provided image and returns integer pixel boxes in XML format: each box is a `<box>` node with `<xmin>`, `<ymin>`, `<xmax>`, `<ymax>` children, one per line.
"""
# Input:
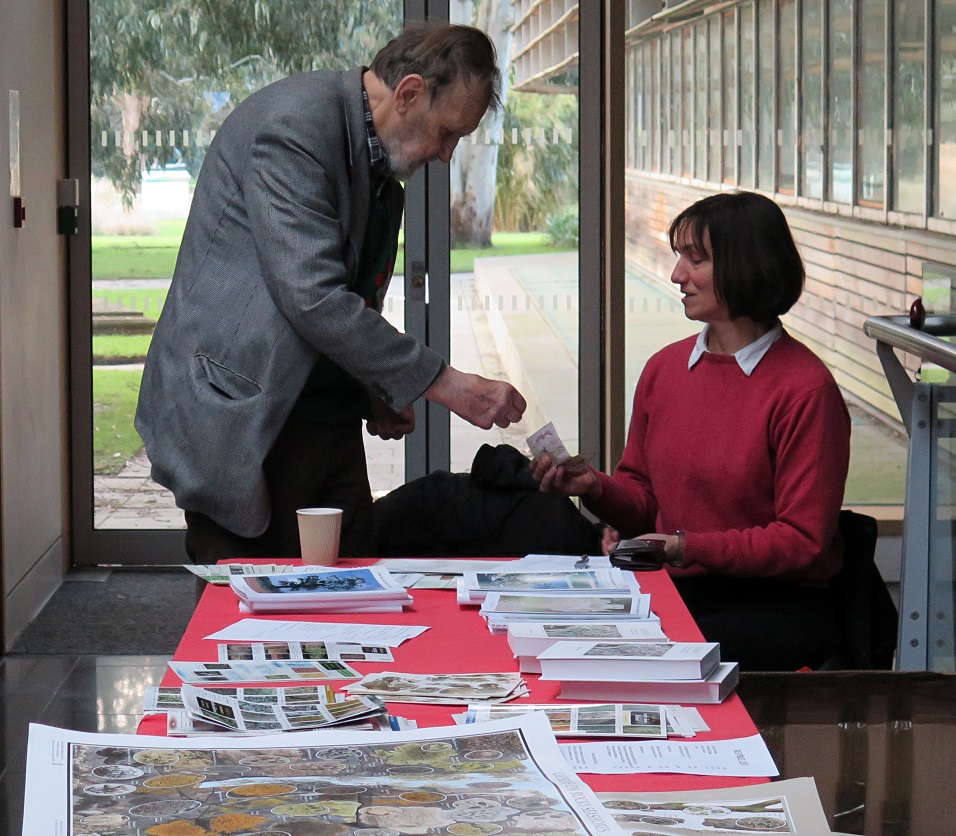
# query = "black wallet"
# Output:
<box><xmin>608</xmin><ymin>537</ymin><xmax>667</xmax><ymax>571</ymax></box>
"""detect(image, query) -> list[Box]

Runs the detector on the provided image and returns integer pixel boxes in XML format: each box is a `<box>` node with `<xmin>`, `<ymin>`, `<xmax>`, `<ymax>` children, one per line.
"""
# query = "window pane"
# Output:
<box><xmin>709</xmin><ymin>15</ymin><xmax>722</xmax><ymax>183</ymax></box>
<box><xmin>450</xmin><ymin>2</ymin><xmax>580</xmax><ymax>472</ymax></box>
<box><xmin>778</xmin><ymin>0</ymin><xmax>797</xmax><ymax>193</ymax></box>
<box><xmin>828</xmin><ymin>0</ymin><xmax>853</xmax><ymax>202</ymax></box>
<box><xmin>801</xmin><ymin>0</ymin><xmax>824</xmax><ymax>198</ymax></box>
<box><xmin>648</xmin><ymin>40</ymin><xmax>663</xmax><ymax>171</ymax></box>
<box><xmin>695</xmin><ymin>23</ymin><xmax>709</xmax><ymax>180</ymax></box>
<box><xmin>858</xmin><ymin>0</ymin><xmax>886</xmax><ymax>206</ymax></box>
<box><xmin>722</xmin><ymin>12</ymin><xmax>737</xmax><ymax>183</ymax></box>
<box><xmin>757</xmin><ymin>0</ymin><xmax>776</xmax><ymax>190</ymax></box>
<box><xmin>661</xmin><ymin>36</ymin><xmax>671</xmax><ymax>174</ymax></box>
<box><xmin>740</xmin><ymin>2</ymin><xmax>756</xmax><ymax>188</ymax></box>
<box><xmin>682</xmin><ymin>28</ymin><xmax>694</xmax><ymax>177</ymax></box>
<box><xmin>88</xmin><ymin>1</ymin><xmax>403</xmax><ymax>528</ymax></box>
<box><xmin>937</xmin><ymin>0</ymin><xmax>956</xmax><ymax>218</ymax></box>
<box><xmin>667</xmin><ymin>32</ymin><xmax>682</xmax><ymax>174</ymax></box>
<box><xmin>893</xmin><ymin>1</ymin><xmax>926</xmax><ymax>214</ymax></box>
<box><xmin>643</xmin><ymin>44</ymin><xmax>653</xmax><ymax>170</ymax></box>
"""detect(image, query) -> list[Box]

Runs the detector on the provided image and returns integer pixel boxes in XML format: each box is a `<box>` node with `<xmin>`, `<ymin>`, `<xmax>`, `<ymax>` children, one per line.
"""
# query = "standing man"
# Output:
<box><xmin>136</xmin><ymin>22</ymin><xmax>526</xmax><ymax>561</ymax></box>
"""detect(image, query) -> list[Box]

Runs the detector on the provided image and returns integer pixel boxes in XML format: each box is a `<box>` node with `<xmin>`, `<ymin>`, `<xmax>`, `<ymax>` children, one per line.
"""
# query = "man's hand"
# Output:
<box><xmin>530</xmin><ymin>453</ymin><xmax>601</xmax><ymax>500</ymax></box>
<box><xmin>366</xmin><ymin>402</ymin><xmax>416</xmax><ymax>441</ymax></box>
<box><xmin>424</xmin><ymin>366</ymin><xmax>526</xmax><ymax>430</ymax></box>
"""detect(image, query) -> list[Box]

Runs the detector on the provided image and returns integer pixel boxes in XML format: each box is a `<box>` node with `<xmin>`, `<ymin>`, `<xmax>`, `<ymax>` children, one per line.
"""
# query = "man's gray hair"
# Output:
<box><xmin>371</xmin><ymin>22</ymin><xmax>502</xmax><ymax>113</ymax></box>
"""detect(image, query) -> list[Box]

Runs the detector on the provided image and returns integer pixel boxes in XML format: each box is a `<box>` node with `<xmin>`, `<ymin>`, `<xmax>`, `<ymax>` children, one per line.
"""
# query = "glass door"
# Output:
<box><xmin>69</xmin><ymin>0</ymin><xmax>596</xmax><ymax>565</ymax></box>
<box><xmin>71</xmin><ymin>1</ymin><xmax>405</xmax><ymax>563</ymax></box>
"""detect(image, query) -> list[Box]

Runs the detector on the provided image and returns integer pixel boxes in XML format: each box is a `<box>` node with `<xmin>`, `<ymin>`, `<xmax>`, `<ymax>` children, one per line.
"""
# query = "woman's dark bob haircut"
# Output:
<box><xmin>371</xmin><ymin>22</ymin><xmax>502</xmax><ymax>114</ymax></box>
<box><xmin>668</xmin><ymin>191</ymin><xmax>805</xmax><ymax>324</ymax></box>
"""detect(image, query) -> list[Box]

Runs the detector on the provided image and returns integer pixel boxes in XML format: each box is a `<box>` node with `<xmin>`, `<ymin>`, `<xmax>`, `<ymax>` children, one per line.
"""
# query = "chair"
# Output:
<box><xmin>818</xmin><ymin>509</ymin><xmax>899</xmax><ymax>670</ymax></box>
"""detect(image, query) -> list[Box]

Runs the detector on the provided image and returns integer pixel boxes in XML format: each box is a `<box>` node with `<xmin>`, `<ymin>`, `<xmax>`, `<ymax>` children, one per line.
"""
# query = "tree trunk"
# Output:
<box><xmin>449</xmin><ymin>0</ymin><xmax>513</xmax><ymax>249</ymax></box>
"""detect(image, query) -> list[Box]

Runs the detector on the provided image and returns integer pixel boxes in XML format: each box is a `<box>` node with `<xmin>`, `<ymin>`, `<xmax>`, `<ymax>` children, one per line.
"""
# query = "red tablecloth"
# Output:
<box><xmin>140</xmin><ymin>558</ymin><xmax>768</xmax><ymax>793</ymax></box>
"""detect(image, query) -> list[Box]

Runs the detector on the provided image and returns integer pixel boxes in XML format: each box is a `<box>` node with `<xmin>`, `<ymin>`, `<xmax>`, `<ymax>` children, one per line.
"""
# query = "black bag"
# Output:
<box><xmin>373</xmin><ymin>444</ymin><xmax>602</xmax><ymax>557</ymax></box>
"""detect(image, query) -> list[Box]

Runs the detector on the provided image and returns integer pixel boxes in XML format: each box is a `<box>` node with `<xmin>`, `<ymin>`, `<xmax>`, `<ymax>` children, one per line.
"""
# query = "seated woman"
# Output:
<box><xmin>533</xmin><ymin>191</ymin><xmax>850</xmax><ymax>671</ymax></box>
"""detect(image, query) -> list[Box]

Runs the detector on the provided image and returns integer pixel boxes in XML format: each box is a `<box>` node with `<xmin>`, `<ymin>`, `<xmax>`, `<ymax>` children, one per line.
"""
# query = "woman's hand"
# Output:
<box><xmin>601</xmin><ymin>527</ymin><xmax>621</xmax><ymax>555</ymax></box>
<box><xmin>633</xmin><ymin>532</ymin><xmax>683</xmax><ymax>565</ymax></box>
<box><xmin>531</xmin><ymin>453</ymin><xmax>601</xmax><ymax>499</ymax></box>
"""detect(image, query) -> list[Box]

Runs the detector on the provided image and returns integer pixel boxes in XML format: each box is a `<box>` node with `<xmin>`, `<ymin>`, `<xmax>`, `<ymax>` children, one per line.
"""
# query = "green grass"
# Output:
<box><xmin>92</xmin><ymin>334</ymin><xmax>153</xmax><ymax>364</ymax></box>
<box><xmin>90</xmin><ymin>223</ymin><xmax>569</xmax><ymax>281</ymax></box>
<box><xmin>93</xmin><ymin>368</ymin><xmax>145</xmax><ymax>474</ymax></box>
<box><xmin>448</xmin><ymin>233</ymin><xmax>570</xmax><ymax>274</ymax></box>
<box><xmin>92</xmin><ymin>219</ymin><xmax>185</xmax><ymax>280</ymax></box>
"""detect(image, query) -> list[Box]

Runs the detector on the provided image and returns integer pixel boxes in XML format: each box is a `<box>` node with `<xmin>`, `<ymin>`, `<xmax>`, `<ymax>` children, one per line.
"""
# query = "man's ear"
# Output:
<box><xmin>392</xmin><ymin>74</ymin><xmax>428</xmax><ymax>115</ymax></box>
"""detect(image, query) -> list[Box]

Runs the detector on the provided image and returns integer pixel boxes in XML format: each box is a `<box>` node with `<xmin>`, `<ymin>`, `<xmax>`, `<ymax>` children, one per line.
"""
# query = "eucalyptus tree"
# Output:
<box><xmin>90</xmin><ymin>0</ymin><xmax>400</xmax><ymax>205</ymax></box>
<box><xmin>449</xmin><ymin>0</ymin><xmax>513</xmax><ymax>247</ymax></box>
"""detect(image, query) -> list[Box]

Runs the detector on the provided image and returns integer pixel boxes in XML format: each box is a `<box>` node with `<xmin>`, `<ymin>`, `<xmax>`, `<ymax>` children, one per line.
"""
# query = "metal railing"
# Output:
<box><xmin>865</xmin><ymin>314</ymin><xmax>956</xmax><ymax>672</ymax></box>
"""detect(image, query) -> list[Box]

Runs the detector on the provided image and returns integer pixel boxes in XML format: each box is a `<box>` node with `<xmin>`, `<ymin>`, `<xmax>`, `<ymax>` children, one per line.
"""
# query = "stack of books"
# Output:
<box><xmin>457</xmin><ymin>567</ymin><xmax>640</xmax><ymax>605</ymax></box>
<box><xmin>536</xmin><ymin>639</ymin><xmax>738</xmax><ymax>704</ymax></box>
<box><xmin>229</xmin><ymin>566</ymin><xmax>413</xmax><ymax>614</ymax></box>
<box><xmin>479</xmin><ymin>590</ymin><xmax>656</xmax><ymax>635</ymax></box>
<box><xmin>506</xmin><ymin>620</ymin><xmax>669</xmax><ymax>673</ymax></box>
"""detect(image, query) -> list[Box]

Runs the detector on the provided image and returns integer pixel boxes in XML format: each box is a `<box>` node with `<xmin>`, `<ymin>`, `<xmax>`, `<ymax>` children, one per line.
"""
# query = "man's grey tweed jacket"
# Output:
<box><xmin>136</xmin><ymin>67</ymin><xmax>444</xmax><ymax>537</ymax></box>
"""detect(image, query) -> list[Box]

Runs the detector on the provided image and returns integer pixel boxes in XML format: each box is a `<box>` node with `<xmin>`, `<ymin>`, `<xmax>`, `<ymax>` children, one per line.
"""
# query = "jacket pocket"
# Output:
<box><xmin>195</xmin><ymin>354</ymin><xmax>262</xmax><ymax>400</ymax></box>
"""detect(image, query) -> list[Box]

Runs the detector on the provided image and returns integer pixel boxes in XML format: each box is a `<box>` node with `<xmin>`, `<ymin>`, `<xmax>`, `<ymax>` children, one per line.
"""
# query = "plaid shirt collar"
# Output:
<box><xmin>362</xmin><ymin>77</ymin><xmax>392</xmax><ymax>182</ymax></box>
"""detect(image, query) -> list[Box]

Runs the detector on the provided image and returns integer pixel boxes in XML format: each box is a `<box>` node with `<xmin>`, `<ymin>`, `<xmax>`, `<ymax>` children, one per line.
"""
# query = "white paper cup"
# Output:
<box><xmin>296</xmin><ymin>507</ymin><xmax>343</xmax><ymax>565</ymax></box>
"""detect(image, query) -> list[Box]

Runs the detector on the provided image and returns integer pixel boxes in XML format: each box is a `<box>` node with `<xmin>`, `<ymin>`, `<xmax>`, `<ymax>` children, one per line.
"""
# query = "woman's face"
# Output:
<box><xmin>670</xmin><ymin>224</ymin><xmax>728</xmax><ymax>324</ymax></box>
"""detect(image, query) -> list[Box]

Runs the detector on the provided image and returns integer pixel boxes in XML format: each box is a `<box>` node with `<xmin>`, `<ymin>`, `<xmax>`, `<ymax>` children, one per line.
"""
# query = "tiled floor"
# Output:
<box><xmin>0</xmin><ymin>654</ymin><xmax>169</xmax><ymax>833</ymax></box>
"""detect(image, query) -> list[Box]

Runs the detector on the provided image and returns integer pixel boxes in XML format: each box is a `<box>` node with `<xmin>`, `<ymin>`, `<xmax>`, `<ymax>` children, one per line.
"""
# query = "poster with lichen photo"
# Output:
<box><xmin>24</xmin><ymin>713</ymin><xmax>621</xmax><ymax>835</ymax></box>
<box><xmin>596</xmin><ymin>777</ymin><xmax>834</xmax><ymax>834</ymax></box>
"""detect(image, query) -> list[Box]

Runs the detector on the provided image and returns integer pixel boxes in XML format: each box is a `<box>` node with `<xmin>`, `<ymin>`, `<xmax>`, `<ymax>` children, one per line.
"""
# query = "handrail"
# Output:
<box><xmin>863</xmin><ymin>315</ymin><xmax>956</xmax><ymax>375</ymax></box>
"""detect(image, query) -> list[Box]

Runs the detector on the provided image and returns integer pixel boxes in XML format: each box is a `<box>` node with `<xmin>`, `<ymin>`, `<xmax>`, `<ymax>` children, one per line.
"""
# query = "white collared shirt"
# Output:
<box><xmin>687</xmin><ymin>321</ymin><xmax>783</xmax><ymax>376</ymax></box>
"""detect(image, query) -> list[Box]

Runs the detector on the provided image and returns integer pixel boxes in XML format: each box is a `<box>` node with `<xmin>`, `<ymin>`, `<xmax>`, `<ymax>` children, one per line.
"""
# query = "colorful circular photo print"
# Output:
<box><xmin>82</xmin><ymin>783</ymin><xmax>137</xmax><ymax>797</ymax></box>
<box><xmin>90</xmin><ymin>764</ymin><xmax>144</xmax><ymax>781</ymax></box>
<box><xmin>226</xmin><ymin>782</ymin><xmax>297</xmax><ymax>798</ymax></box>
<box><xmin>79</xmin><ymin>813</ymin><xmax>130</xmax><ymax>827</ymax></box>
<box><xmin>142</xmin><ymin>773</ymin><xmax>204</xmax><ymax>789</ymax></box>
<box><xmin>419</xmin><ymin>742</ymin><xmax>454</xmax><ymax>752</ymax></box>
<box><xmin>128</xmin><ymin>799</ymin><xmax>203</xmax><ymax>818</ymax></box>
<box><xmin>132</xmin><ymin>750</ymin><xmax>181</xmax><ymax>766</ymax></box>
<box><xmin>239</xmin><ymin>754</ymin><xmax>292</xmax><ymax>766</ymax></box>
<box><xmin>270</xmin><ymin>803</ymin><xmax>332</xmax><ymax>817</ymax></box>
<box><xmin>398</xmin><ymin>791</ymin><xmax>446</xmax><ymax>803</ymax></box>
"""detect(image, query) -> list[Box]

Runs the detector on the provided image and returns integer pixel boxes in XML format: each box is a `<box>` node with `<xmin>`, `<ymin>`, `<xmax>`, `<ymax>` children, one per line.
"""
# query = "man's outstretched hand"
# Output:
<box><xmin>425</xmin><ymin>366</ymin><xmax>526</xmax><ymax>429</ymax></box>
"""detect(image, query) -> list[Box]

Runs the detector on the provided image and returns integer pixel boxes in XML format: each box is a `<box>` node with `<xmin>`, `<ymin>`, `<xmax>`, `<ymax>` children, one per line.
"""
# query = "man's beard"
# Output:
<box><xmin>380</xmin><ymin>118</ymin><xmax>427</xmax><ymax>180</ymax></box>
<box><xmin>382</xmin><ymin>143</ymin><xmax>421</xmax><ymax>180</ymax></box>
